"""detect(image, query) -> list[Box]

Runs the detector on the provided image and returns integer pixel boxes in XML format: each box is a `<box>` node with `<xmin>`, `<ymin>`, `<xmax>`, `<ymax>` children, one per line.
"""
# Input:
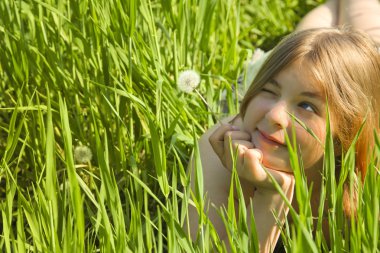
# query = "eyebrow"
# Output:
<box><xmin>301</xmin><ymin>91</ymin><xmax>323</xmax><ymax>99</ymax></box>
<box><xmin>269</xmin><ymin>78</ymin><xmax>323</xmax><ymax>100</ymax></box>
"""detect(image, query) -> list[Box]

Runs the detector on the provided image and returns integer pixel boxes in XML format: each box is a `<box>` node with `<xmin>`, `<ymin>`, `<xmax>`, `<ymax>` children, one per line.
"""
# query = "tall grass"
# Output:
<box><xmin>1</xmin><ymin>0</ymin><xmax>379</xmax><ymax>252</ymax></box>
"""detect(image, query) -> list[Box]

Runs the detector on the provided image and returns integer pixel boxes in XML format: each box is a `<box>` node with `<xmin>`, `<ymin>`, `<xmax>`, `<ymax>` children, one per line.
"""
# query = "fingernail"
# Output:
<box><xmin>231</xmin><ymin>125</ymin><xmax>240</xmax><ymax>130</ymax></box>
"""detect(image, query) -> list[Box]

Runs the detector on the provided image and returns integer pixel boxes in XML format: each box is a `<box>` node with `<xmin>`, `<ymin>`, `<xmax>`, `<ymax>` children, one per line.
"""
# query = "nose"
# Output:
<box><xmin>265</xmin><ymin>101</ymin><xmax>290</xmax><ymax>129</ymax></box>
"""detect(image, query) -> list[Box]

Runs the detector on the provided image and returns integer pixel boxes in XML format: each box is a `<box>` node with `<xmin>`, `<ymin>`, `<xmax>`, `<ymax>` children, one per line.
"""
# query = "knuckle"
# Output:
<box><xmin>237</xmin><ymin>144</ymin><xmax>247</xmax><ymax>152</ymax></box>
<box><xmin>224</xmin><ymin>131</ymin><xmax>233</xmax><ymax>138</ymax></box>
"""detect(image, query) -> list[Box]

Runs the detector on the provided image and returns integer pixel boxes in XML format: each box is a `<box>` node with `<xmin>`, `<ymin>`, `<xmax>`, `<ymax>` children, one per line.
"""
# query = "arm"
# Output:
<box><xmin>188</xmin><ymin>116</ymin><xmax>294</xmax><ymax>252</ymax></box>
<box><xmin>186</xmin><ymin>116</ymin><xmax>256</xmax><ymax>242</ymax></box>
<box><xmin>249</xmin><ymin>174</ymin><xmax>294</xmax><ymax>252</ymax></box>
<box><xmin>227</xmin><ymin>140</ymin><xmax>295</xmax><ymax>252</ymax></box>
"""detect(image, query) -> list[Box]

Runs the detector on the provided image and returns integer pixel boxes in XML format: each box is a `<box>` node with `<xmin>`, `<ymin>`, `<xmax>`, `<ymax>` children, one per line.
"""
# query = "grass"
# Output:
<box><xmin>0</xmin><ymin>0</ymin><xmax>379</xmax><ymax>252</ymax></box>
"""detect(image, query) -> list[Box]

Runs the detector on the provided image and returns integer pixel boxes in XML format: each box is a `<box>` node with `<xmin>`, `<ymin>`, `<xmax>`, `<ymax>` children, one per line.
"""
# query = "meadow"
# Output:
<box><xmin>0</xmin><ymin>0</ymin><xmax>379</xmax><ymax>252</ymax></box>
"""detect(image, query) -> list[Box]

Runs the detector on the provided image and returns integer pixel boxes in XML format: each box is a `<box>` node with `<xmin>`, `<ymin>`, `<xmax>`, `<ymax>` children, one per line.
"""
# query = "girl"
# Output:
<box><xmin>187</xmin><ymin>27</ymin><xmax>380</xmax><ymax>252</ymax></box>
<box><xmin>242</xmin><ymin>0</ymin><xmax>380</xmax><ymax>96</ymax></box>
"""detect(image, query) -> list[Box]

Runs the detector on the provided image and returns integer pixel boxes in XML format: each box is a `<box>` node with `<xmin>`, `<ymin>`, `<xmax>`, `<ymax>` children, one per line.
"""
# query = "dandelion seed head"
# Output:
<box><xmin>177</xmin><ymin>70</ymin><xmax>200</xmax><ymax>93</ymax></box>
<box><xmin>74</xmin><ymin>145</ymin><xmax>93</xmax><ymax>164</ymax></box>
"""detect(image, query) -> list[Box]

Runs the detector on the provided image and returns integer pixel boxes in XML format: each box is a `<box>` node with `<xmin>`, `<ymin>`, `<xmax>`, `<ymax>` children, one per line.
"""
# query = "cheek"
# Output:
<box><xmin>243</xmin><ymin>99</ymin><xmax>266</xmax><ymax>127</ymax></box>
<box><xmin>294</xmin><ymin>121</ymin><xmax>327</xmax><ymax>167</ymax></box>
<box><xmin>295</xmin><ymin>118</ymin><xmax>327</xmax><ymax>144</ymax></box>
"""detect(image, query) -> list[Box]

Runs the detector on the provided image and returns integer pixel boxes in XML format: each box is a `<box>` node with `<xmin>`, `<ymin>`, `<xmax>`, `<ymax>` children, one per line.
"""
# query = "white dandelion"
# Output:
<box><xmin>74</xmin><ymin>145</ymin><xmax>93</xmax><ymax>164</ymax></box>
<box><xmin>178</xmin><ymin>69</ymin><xmax>222</xmax><ymax>124</ymax></box>
<box><xmin>177</xmin><ymin>70</ymin><xmax>201</xmax><ymax>93</ymax></box>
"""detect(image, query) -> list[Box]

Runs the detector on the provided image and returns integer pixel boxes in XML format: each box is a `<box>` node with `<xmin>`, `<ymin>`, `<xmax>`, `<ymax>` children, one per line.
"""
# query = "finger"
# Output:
<box><xmin>209</xmin><ymin>124</ymin><xmax>239</xmax><ymax>143</ymax></box>
<box><xmin>225</xmin><ymin>139</ymin><xmax>254</xmax><ymax>151</ymax></box>
<box><xmin>225</xmin><ymin>140</ymin><xmax>254</xmax><ymax>162</ymax></box>
<box><xmin>222</xmin><ymin>131</ymin><xmax>251</xmax><ymax>165</ymax></box>
<box><xmin>225</xmin><ymin>140</ymin><xmax>254</xmax><ymax>170</ymax></box>
<box><xmin>223</xmin><ymin>130</ymin><xmax>251</xmax><ymax>142</ymax></box>
<box><xmin>209</xmin><ymin>124</ymin><xmax>243</xmax><ymax>158</ymax></box>
<box><xmin>262</xmin><ymin>167</ymin><xmax>295</xmax><ymax>192</ymax></box>
<box><xmin>244</xmin><ymin>149</ymin><xmax>294</xmax><ymax>190</ymax></box>
<box><xmin>243</xmin><ymin>149</ymin><xmax>267</xmax><ymax>183</ymax></box>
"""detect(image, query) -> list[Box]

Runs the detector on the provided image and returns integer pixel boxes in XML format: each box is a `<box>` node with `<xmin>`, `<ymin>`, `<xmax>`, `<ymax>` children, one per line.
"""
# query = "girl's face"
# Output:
<box><xmin>243</xmin><ymin>60</ymin><xmax>334</xmax><ymax>173</ymax></box>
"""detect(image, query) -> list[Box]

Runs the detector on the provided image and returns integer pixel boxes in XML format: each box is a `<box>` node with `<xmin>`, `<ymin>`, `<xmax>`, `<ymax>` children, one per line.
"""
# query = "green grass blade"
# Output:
<box><xmin>59</xmin><ymin>94</ymin><xmax>84</xmax><ymax>252</ymax></box>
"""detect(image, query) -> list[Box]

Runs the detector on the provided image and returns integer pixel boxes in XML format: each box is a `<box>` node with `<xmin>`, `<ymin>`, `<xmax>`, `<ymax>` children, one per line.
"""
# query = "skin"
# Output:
<box><xmin>296</xmin><ymin>0</ymin><xmax>380</xmax><ymax>44</ymax></box>
<box><xmin>188</xmin><ymin>1</ymin><xmax>380</xmax><ymax>250</ymax></box>
<box><xmin>296</xmin><ymin>0</ymin><xmax>339</xmax><ymax>31</ymax></box>
<box><xmin>189</xmin><ymin>60</ymin><xmax>336</xmax><ymax>252</ymax></box>
<box><xmin>241</xmin><ymin>60</ymin><xmax>330</xmax><ymax>174</ymax></box>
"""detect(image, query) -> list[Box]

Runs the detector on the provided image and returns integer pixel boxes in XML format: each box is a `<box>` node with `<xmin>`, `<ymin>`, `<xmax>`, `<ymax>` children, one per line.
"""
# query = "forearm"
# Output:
<box><xmin>250</xmin><ymin>186</ymin><xmax>294</xmax><ymax>253</ymax></box>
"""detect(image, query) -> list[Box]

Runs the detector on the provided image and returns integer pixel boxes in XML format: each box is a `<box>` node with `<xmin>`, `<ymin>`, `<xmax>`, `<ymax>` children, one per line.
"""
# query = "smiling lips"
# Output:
<box><xmin>257</xmin><ymin>129</ymin><xmax>285</xmax><ymax>146</ymax></box>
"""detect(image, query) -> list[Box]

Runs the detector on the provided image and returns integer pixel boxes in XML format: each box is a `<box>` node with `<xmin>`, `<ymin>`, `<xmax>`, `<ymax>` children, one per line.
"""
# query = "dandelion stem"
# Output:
<box><xmin>195</xmin><ymin>89</ymin><xmax>222</xmax><ymax>125</ymax></box>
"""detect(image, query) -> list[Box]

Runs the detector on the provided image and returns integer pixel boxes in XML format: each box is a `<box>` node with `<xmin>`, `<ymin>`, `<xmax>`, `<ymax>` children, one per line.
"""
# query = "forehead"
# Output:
<box><xmin>273</xmin><ymin>60</ymin><xmax>324</xmax><ymax>94</ymax></box>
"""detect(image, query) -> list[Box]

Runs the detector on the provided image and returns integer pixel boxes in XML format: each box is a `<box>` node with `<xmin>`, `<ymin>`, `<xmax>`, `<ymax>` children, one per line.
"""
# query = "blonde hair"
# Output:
<box><xmin>241</xmin><ymin>28</ymin><xmax>380</xmax><ymax>190</ymax></box>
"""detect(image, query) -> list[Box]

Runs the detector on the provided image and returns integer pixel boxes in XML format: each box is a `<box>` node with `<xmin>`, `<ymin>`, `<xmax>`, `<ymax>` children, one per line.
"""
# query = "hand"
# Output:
<box><xmin>208</xmin><ymin>123</ymin><xmax>253</xmax><ymax>171</ymax></box>
<box><xmin>209</xmin><ymin>124</ymin><xmax>294</xmax><ymax>191</ymax></box>
<box><xmin>207</xmin><ymin>121</ymin><xmax>295</xmax><ymax>252</ymax></box>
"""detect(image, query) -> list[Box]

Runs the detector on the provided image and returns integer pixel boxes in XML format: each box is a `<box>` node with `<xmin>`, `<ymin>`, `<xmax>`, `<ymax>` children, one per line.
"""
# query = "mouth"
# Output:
<box><xmin>257</xmin><ymin>129</ymin><xmax>286</xmax><ymax>146</ymax></box>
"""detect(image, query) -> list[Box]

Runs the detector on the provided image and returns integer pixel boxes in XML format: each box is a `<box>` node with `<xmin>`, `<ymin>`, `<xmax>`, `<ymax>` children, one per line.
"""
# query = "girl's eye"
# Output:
<box><xmin>261</xmin><ymin>88</ymin><xmax>277</xmax><ymax>95</ymax></box>
<box><xmin>299</xmin><ymin>102</ymin><xmax>316</xmax><ymax>113</ymax></box>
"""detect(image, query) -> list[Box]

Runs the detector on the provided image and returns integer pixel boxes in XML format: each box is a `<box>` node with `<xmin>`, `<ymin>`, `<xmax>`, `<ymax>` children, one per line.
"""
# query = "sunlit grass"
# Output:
<box><xmin>1</xmin><ymin>0</ymin><xmax>379</xmax><ymax>252</ymax></box>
